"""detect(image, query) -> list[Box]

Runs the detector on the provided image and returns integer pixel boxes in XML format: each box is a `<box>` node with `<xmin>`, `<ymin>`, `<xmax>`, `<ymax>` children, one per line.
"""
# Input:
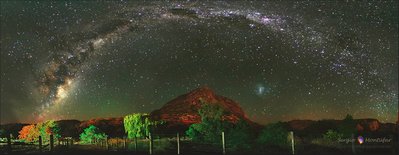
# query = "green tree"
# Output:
<box><xmin>186</xmin><ymin>102</ymin><xmax>253</xmax><ymax>150</ymax></box>
<box><xmin>256</xmin><ymin>122</ymin><xmax>289</xmax><ymax>148</ymax></box>
<box><xmin>124</xmin><ymin>113</ymin><xmax>158</xmax><ymax>139</ymax></box>
<box><xmin>186</xmin><ymin>103</ymin><xmax>226</xmax><ymax>143</ymax></box>
<box><xmin>39</xmin><ymin>120</ymin><xmax>61</xmax><ymax>141</ymax></box>
<box><xmin>79</xmin><ymin>125</ymin><xmax>107</xmax><ymax>144</ymax></box>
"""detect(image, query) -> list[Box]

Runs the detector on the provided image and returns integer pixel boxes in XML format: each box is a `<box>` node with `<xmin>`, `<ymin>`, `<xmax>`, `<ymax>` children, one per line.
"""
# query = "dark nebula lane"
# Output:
<box><xmin>0</xmin><ymin>1</ymin><xmax>397</xmax><ymax>124</ymax></box>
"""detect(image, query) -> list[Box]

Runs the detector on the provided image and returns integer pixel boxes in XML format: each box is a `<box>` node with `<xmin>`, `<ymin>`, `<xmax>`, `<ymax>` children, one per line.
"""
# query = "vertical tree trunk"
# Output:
<box><xmin>39</xmin><ymin>136</ymin><xmax>43</xmax><ymax>152</ymax></box>
<box><xmin>50</xmin><ymin>134</ymin><xmax>54</xmax><ymax>151</ymax></box>
<box><xmin>7</xmin><ymin>134</ymin><xmax>12</xmax><ymax>153</ymax></box>
<box><xmin>134</xmin><ymin>137</ymin><xmax>138</xmax><ymax>152</ymax></box>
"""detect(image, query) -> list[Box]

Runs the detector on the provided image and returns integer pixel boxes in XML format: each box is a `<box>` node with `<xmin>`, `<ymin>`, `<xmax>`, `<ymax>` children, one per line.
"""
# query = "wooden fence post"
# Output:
<box><xmin>124</xmin><ymin>136</ymin><xmax>127</xmax><ymax>150</ymax></box>
<box><xmin>222</xmin><ymin>131</ymin><xmax>225</xmax><ymax>155</ymax></box>
<box><xmin>106</xmin><ymin>137</ymin><xmax>109</xmax><ymax>150</ymax></box>
<box><xmin>7</xmin><ymin>133</ymin><xmax>12</xmax><ymax>153</ymax></box>
<box><xmin>177</xmin><ymin>133</ymin><xmax>180</xmax><ymax>155</ymax></box>
<box><xmin>351</xmin><ymin>134</ymin><xmax>356</xmax><ymax>155</ymax></box>
<box><xmin>39</xmin><ymin>136</ymin><xmax>43</xmax><ymax>152</ymax></box>
<box><xmin>391</xmin><ymin>134</ymin><xmax>396</xmax><ymax>155</ymax></box>
<box><xmin>290</xmin><ymin>131</ymin><xmax>295</xmax><ymax>155</ymax></box>
<box><xmin>149</xmin><ymin>132</ymin><xmax>153</xmax><ymax>155</ymax></box>
<box><xmin>50</xmin><ymin>134</ymin><xmax>54</xmax><ymax>151</ymax></box>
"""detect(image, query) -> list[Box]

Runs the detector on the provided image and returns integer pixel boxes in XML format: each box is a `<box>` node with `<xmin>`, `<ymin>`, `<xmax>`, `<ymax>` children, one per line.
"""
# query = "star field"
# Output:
<box><xmin>0</xmin><ymin>1</ymin><xmax>397</xmax><ymax>124</ymax></box>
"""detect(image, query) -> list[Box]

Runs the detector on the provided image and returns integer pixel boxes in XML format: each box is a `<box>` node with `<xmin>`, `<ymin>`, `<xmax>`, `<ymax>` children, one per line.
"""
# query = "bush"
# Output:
<box><xmin>312</xmin><ymin>129</ymin><xmax>343</xmax><ymax>147</ymax></box>
<box><xmin>225</xmin><ymin>121</ymin><xmax>253</xmax><ymax>150</ymax></box>
<box><xmin>323</xmin><ymin>130</ymin><xmax>343</xmax><ymax>142</ymax></box>
<box><xmin>256</xmin><ymin>122</ymin><xmax>289</xmax><ymax>148</ymax></box>
<box><xmin>80</xmin><ymin>125</ymin><xmax>107</xmax><ymax>144</ymax></box>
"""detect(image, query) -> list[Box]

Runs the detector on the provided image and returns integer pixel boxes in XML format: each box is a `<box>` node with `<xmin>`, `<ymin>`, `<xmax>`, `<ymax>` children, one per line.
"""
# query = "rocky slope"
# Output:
<box><xmin>150</xmin><ymin>86</ymin><xmax>258</xmax><ymax>131</ymax></box>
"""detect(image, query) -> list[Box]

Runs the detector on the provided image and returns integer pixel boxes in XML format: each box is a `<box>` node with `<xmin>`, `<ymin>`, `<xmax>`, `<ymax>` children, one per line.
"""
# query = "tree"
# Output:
<box><xmin>256</xmin><ymin>122</ymin><xmax>289</xmax><ymax>148</ymax></box>
<box><xmin>186</xmin><ymin>102</ymin><xmax>253</xmax><ymax>150</ymax></box>
<box><xmin>338</xmin><ymin>114</ymin><xmax>357</xmax><ymax>137</ymax></box>
<box><xmin>80</xmin><ymin>125</ymin><xmax>107</xmax><ymax>144</ymax></box>
<box><xmin>18</xmin><ymin>125</ymin><xmax>39</xmax><ymax>142</ymax></box>
<box><xmin>18</xmin><ymin>120</ymin><xmax>60</xmax><ymax>142</ymax></box>
<box><xmin>186</xmin><ymin>103</ymin><xmax>226</xmax><ymax>143</ymax></box>
<box><xmin>124</xmin><ymin>113</ymin><xmax>158</xmax><ymax>139</ymax></box>
<box><xmin>37</xmin><ymin>120</ymin><xmax>61</xmax><ymax>142</ymax></box>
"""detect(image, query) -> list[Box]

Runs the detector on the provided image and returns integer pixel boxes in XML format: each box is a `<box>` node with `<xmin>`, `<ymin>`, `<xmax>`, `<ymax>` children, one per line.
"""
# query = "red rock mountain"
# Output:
<box><xmin>150</xmin><ymin>87</ymin><xmax>255</xmax><ymax>128</ymax></box>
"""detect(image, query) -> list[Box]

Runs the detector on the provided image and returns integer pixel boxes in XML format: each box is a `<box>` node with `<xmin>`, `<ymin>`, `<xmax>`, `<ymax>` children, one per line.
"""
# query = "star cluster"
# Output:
<box><xmin>1</xmin><ymin>1</ymin><xmax>397</xmax><ymax>124</ymax></box>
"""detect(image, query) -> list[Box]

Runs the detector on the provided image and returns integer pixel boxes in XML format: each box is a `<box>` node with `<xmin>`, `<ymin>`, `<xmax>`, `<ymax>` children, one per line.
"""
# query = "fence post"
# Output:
<box><xmin>149</xmin><ymin>132</ymin><xmax>153</xmax><ymax>155</ymax></box>
<box><xmin>106</xmin><ymin>137</ymin><xmax>109</xmax><ymax>150</ymax></box>
<box><xmin>290</xmin><ymin>131</ymin><xmax>295</xmax><ymax>155</ymax></box>
<box><xmin>351</xmin><ymin>134</ymin><xmax>356</xmax><ymax>155</ymax></box>
<box><xmin>39</xmin><ymin>136</ymin><xmax>43</xmax><ymax>152</ymax></box>
<box><xmin>222</xmin><ymin>131</ymin><xmax>226</xmax><ymax>155</ymax></box>
<box><xmin>134</xmin><ymin>137</ymin><xmax>138</xmax><ymax>152</ymax></box>
<box><xmin>391</xmin><ymin>134</ymin><xmax>395</xmax><ymax>155</ymax></box>
<box><xmin>7</xmin><ymin>133</ymin><xmax>12</xmax><ymax>153</ymax></box>
<box><xmin>124</xmin><ymin>136</ymin><xmax>127</xmax><ymax>150</ymax></box>
<box><xmin>177</xmin><ymin>133</ymin><xmax>180</xmax><ymax>155</ymax></box>
<box><xmin>50</xmin><ymin>134</ymin><xmax>54</xmax><ymax>151</ymax></box>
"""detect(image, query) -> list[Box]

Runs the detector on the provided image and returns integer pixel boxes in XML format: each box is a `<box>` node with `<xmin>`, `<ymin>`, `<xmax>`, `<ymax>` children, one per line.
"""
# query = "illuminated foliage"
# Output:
<box><xmin>124</xmin><ymin>113</ymin><xmax>159</xmax><ymax>139</ymax></box>
<box><xmin>18</xmin><ymin>120</ymin><xmax>60</xmax><ymax>142</ymax></box>
<box><xmin>18</xmin><ymin>125</ymin><xmax>39</xmax><ymax>142</ymax></box>
<box><xmin>186</xmin><ymin>103</ymin><xmax>225</xmax><ymax>143</ymax></box>
<box><xmin>79</xmin><ymin>125</ymin><xmax>107</xmax><ymax>144</ymax></box>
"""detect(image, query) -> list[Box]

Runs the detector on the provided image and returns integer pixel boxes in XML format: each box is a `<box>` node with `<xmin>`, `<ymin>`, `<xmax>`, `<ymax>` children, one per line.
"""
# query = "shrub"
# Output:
<box><xmin>256</xmin><ymin>122</ymin><xmax>289</xmax><ymax>148</ymax></box>
<box><xmin>323</xmin><ymin>129</ymin><xmax>343</xmax><ymax>142</ymax></box>
<box><xmin>80</xmin><ymin>125</ymin><xmax>107</xmax><ymax>144</ymax></box>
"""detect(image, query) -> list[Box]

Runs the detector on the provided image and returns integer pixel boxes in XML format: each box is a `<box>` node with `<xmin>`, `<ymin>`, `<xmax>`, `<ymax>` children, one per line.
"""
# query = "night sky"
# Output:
<box><xmin>1</xmin><ymin>1</ymin><xmax>398</xmax><ymax>124</ymax></box>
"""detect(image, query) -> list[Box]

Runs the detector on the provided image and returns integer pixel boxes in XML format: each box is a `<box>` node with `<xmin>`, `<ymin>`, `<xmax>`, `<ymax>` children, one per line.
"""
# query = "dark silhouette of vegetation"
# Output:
<box><xmin>186</xmin><ymin>102</ymin><xmax>253</xmax><ymax>150</ymax></box>
<box><xmin>337</xmin><ymin>114</ymin><xmax>357</xmax><ymax>137</ymax></box>
<box><xmin>256</xmin><ymin>122</ymin><xmax>289</xmax><ymax>148</ymax></box>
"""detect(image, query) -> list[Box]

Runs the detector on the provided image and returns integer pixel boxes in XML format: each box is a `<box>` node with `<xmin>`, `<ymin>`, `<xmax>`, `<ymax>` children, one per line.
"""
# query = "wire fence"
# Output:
<box><xmin>1</xmin><ymin>132</ymin><xmax>397</xmax><ymax>155</ymax></box>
